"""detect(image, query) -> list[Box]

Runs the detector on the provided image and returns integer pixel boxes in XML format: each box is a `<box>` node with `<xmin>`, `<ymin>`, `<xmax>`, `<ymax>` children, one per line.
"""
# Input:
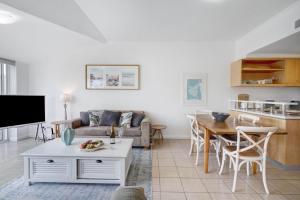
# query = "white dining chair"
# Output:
<box><xmin>220</xmin><ymin>114</ymin><xmax>260</xmax><ymax>145</ymax></box>
<box><xmin>219</xmin><ymin>126</ymin><xmax>278</xmax><ymax>194</ymax></box>
<box><xmin>219</xmin><ymin>114</ymin><xmax>260</xmax><ymax>173</ymax></box>
<box><xmin>187</xmin><ymin>113</ymin><xmax>220</xmax><ymax>166</ymax></box>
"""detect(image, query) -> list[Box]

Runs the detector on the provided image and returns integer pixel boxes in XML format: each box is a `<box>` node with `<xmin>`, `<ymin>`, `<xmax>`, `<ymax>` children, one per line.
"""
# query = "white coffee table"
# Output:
<box><xmin>21</xmin><ymin>138</ymin><xmax>133</xmax><ymax>186</ymax></box>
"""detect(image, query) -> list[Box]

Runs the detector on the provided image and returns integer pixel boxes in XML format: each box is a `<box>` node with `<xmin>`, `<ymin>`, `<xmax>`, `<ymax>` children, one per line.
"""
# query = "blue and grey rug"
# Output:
<box><xmin>0</xmin><ymin>149</ymin><xmax>152</xmax><ymax>200</ymax></box>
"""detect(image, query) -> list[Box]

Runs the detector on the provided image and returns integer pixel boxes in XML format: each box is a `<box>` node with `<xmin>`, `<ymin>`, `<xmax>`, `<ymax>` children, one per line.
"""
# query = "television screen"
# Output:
<box><xmin>0</xmin><ymin>95</ymin><xmax>45</xmax><ymax>128</ymax></box>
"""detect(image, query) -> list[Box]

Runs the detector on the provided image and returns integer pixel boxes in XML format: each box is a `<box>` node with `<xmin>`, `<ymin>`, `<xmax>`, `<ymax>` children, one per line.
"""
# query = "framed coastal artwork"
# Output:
<box><xmin>85</xmin><ymin>65</ymin><xmax>140</xmax><ymax>90</ymax></box>
<box><xmin>182</xmin><ymin>73</ymin><xmax>207</xmax><ymax>105</ymax></box>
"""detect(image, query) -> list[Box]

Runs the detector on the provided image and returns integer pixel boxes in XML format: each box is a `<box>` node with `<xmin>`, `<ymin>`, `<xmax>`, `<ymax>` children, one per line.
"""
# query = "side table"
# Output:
<box><xmin>151</xmin><ymin>124</ymin><xmax>167</xmax><ymax>144</ymax></box>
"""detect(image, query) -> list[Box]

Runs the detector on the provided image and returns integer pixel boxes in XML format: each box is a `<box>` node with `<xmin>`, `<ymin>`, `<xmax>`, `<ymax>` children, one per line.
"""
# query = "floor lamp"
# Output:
<box><xmin>61</xmin><ymin>93</ymin><xmax>72</xmax><ymax>120</ymax></box>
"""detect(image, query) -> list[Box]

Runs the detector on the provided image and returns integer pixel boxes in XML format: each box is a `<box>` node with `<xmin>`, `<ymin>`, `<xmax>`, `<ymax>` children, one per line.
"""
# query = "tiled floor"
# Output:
<box><xmin>152</xmin><ymin>139</ymin><xmax>300</xmax><ymax>200</ymax></box>
<box><xmin>0</xmin><ymin>139</ymin><xmax>42</xmax><ymax>187</ymax></box>
<box><xmin>1</xmin><ymin>138</ymin><xmax>300</xmax><ymax>200</ymax></box>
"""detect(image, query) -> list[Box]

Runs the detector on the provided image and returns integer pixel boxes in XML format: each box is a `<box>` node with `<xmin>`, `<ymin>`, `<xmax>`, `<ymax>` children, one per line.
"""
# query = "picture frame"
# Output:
<box><xmin>182</xmin><ymin>73</ymin><xmax>207</xmax><ymax>106</ymax></box>
<box><xmin>85</xmin><ymin>65</ymin><xmax>140</xmax><ymax>90</ymax></box>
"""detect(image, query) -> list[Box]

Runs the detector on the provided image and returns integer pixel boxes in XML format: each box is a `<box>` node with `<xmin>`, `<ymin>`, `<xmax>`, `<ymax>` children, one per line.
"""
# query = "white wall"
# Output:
<box><xmin>25</xmin><ymin>41</ymin><xmax>300</xmax><ymax>139</ymax></box>
<box><xmin>27</xmin><ymin>42</ymin><xmax>234</xmax><ymax>138</ymax></box>
<box><xmin>16</xmin><ymin>62</ymin><xmax>30</xmax><ymax>140</ymax></box>
<box><xmin>235</xmin><ymin>1</ymin><xmax>300</xmax><ymax>58</ymax></box>
<box><xmin>232</xmin><ymin>1</ymin><xmax>300</xmax><ymax>106</ymax></box>
<box><xmin>1</xmin><ymin>2</ymin><xmax>299</xmax><ymax>139</ymax></box>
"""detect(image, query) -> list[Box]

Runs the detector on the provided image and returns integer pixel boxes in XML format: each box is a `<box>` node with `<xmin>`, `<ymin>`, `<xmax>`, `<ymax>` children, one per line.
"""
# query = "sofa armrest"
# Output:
<box><xmin>62</xmin><ymin>118</ymin><xmax>81</xmax><ymax>129</ymax></box>
<box><xmin>140</xmin><ymin>117</ymin><xmax>151</xmax><ymax>148</ymax></box>
<box><xmin>52</xmin><ymin>118</ymin><xmax>82</xmax><ymax>129</ymax></box>
<box><xmin>69</xmin><ymin>118</ymin><xmax>82</xmax><ymax>129</ymax></box>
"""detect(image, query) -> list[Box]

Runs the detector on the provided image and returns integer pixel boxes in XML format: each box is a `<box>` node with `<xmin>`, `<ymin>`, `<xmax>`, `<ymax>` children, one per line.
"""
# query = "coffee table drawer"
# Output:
<box><xmin>30</xmin><ymin>158</ymin><xmax>72</xmax><ymax>180</ymax></box>
<box><xmin>78</xmin><ymin>159</ymin><xmax>120</xmax><ymax>179</ymax></box>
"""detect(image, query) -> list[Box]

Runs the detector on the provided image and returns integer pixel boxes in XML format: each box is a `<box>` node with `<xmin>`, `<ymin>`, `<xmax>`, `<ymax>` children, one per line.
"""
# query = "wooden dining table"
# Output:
<box><xmin>196</xmin><ymin>114</ymin><xmax>287</xmax><ymax>173</ymax></box>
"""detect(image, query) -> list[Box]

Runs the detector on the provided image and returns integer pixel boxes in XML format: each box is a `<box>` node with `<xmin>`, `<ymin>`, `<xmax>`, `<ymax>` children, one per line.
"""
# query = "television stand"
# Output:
<box><xmin>35</xmin><ymin>123</ymin><xmax>46</xmax><ymax>143</ymax></box>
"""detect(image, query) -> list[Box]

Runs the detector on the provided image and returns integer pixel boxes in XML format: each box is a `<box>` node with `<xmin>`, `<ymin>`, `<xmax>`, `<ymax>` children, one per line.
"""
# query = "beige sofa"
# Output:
<box><xmin>68</xmin><ymin>110</ymin><xmax>151</xmax><ymax>147</ymax></box>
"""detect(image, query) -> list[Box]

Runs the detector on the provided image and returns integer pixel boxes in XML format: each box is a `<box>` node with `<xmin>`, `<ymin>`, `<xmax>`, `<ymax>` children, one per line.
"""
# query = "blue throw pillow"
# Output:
<box><xmin>99</xmin><ymin>110</ymin><xmax>121</xmax><ymax>126</ymax></box>
<box><xmin>131</xmin><ymin>112</ymin><xmax>145</xmax><ymax>127</ymax></box>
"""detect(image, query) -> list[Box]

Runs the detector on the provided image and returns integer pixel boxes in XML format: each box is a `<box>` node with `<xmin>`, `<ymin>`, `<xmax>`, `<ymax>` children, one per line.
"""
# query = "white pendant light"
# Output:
<box><xmin>0</xmin><ymin>10</ymin><xmax>19</xmax><ymax>24</ymax></box>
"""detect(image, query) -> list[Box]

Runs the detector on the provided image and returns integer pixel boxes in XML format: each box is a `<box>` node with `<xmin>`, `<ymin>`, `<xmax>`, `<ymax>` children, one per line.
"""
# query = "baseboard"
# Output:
<box><xmin>267</xmin><ymin>158</ymin><xmax>300</xmax><ymax>170</ymax></box>
<box><xmin>164</xmin><ymin>135</ymin><xmax>189</xmax><ymax>139</ymax></box>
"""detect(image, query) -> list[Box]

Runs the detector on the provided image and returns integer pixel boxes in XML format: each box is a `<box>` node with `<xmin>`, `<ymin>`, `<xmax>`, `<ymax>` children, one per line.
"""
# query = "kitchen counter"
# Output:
<box><xmin>230</xmin><ymin>108</ymin><xmax>300</xmax><ymax>120</ymax></box>
<box><xmin>230</xmin><ymin>110</ymin><xmax>300</xmax><ymax>168</ymax></box>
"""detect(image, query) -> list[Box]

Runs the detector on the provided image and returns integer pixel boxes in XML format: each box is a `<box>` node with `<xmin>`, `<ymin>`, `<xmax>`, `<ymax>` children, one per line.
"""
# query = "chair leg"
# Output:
<box><xmin>199</xmin><ymin>142</ymin><xmax>204</xmax><ymax>153</ymax></box>
<box><xmin>215</xmin><ymin>141</ymin><xmax>221</xmax><ymax>166</ymax></box>
<box><xmin>219</xmin><ymin>150</ymin><xmax>226</xmax><ymax>175</ymax></box>
<box><xmin>228</xmin><ymin>142</ymin><xmax>233</xmax><ymax>169</ymax></box>
<box><xmin>232</xmin><ymin>158</ymin><xmax>239</xmax><ymax>192</ymax></box>
<box><xmin>212</xmin><ymin>142</ymin><xmax>220</xmax><ymax>166</ymax></box>
<box><xmin>189</xmin><ymin>138</ymin><xmax>194</xmax><ymax>156</ymax></box>
<box><xmin>195</xmin><ymin>140</ymin><xmax>200</xmax><ymax>165</ymax></box>
<box><xmin>246</xmin><ymin>162</ymin><xmax>250</xmax><ymax>176</ymax></box>
<box><xmin>262</xmin><ymin>158</ymin><xmax>269</xmax><ymax>194</ymax></box>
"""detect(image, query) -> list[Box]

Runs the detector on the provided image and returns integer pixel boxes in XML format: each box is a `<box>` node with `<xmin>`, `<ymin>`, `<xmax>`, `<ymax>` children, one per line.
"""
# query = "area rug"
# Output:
<box><xmin>0</xmin><ymin>148</ymin><xmax>152</xmax><ymax>200</ymax></box>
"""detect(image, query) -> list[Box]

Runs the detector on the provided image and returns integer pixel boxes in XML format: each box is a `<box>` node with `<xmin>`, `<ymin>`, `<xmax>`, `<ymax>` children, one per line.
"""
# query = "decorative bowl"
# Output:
<box><xmin>212</xmin><ymin>112</ymin><xmax>230</xmax><ymax>122</ymax></box>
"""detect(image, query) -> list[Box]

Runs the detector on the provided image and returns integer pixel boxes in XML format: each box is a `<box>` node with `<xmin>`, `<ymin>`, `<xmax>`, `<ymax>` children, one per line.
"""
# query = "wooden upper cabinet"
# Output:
<box><xmin>230</xmin><ymin>58</ymin><xmax>300</xmax><ymax>87</ymax></box>
<box><xmin>284</xmin><ymin>59</ymin><xmax>300</xmax><ymax>84</ymax></box>
<box><xmin>231</xmin><ymin>60</ymin><xmax>242</xmax><ymax>86</ymax></box>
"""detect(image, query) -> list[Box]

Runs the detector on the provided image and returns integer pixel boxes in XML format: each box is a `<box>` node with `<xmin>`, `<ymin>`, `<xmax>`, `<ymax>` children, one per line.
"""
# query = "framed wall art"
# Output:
<box><xmin>182</xmin><ymin>73</ymin><xmax>207</xmax><ymax>105</ymax></box>
<box><xmin>85</xmin><ymin>65</ymin><xmax>140</xmax><ymax>90</ymax></box>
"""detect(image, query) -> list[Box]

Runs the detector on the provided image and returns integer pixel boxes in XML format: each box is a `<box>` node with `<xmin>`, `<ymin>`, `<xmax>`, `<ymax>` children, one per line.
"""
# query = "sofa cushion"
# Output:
<box><xmin>119</xmin><ymin>112</ymin><xmax>133</xmax><ymax>128</ymax></box>
<box><xmin>115</xmin><ymin>127</ymin><xmax>141</xmax><ymax>137</ymax></box>
<box><xmin>100</xmin><ymin>110</ymin><xmax>121</xmax><ymax>126</ymax></box>
<box><xmin>88</xmin><ymin>110</ymin><xmax>104</xmax><ymax>117</ymax></box>
<box><xmin>89</xmin><ymin>112</ymin><xmax>100</xmax><ymax>127</ymax></box>
<box><xmin>80</xmin><ymin>112</ymin><xmax>90</xmax><ymax>126</ymax></box>
<box><xmin>75</xmin><ymin>126</ymin><xmax>108</xmax><ymax>137</ymax></box>
<box><xmin>131</xmin><ymin>112</ymin><xmax>145</xmax><ymax>127</ymax></box>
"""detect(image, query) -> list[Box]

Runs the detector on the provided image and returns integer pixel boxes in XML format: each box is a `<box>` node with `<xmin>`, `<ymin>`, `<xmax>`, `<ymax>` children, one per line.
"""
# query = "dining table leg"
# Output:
<box><xmin>252</xmin><ymin>163</ymin><xmax>257</xmax><ymax>175</ymax></box>
<box><xmin>204</xmin><ymin>128</ymin><xmax>210</xmax><ymax>173</ymax></box>
<box><xmin>252</xmin><ymin>135</ymin><xmax>259</xmax><ymax>175</ymax></box>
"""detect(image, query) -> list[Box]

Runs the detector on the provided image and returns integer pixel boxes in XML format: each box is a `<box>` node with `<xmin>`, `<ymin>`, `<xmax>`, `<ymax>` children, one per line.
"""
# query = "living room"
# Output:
<box><xmin>0</xmin><ymin>0</ymin><xmax>300</xmax><ymax>200</ymax></box>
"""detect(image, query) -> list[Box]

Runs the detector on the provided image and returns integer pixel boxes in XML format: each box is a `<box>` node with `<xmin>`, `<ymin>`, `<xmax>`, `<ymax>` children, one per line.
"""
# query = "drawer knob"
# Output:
<box><xmin>96</xmin><ymin>160</ymin><xmax>102</xmax><ymax>163</ymax></box>
<box><xmin>47</xmin><ymin>159</ymin><xmax>54</xmax><ymax>163</ymax></box>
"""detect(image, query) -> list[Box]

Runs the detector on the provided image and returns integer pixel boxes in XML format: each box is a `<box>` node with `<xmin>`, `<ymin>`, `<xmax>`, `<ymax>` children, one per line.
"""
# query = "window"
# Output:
<box><xmin>0</xmin><ymin>58</ymin><xmax>16</xmax><ymax>141</ymax></box>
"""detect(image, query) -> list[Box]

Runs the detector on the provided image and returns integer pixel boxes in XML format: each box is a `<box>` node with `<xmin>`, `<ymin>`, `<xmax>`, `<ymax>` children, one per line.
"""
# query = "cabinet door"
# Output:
<box><xmin>231</xmin><ymin>60</ymin><xmax>242</xmax><ymax>86</ymax></box>
<box><xmin>78</xmin><ymin>159</ymin><xmax>120</xmax><ymax>179</ymax></box>
<box><xmin>30</xmin><ymin>158</ymin><xmax>72</xmax><ymax>181</ymax></box>
<box><xmin>284</xmin><ymin>59</ymin><xmax>300</xmax><ymax>84</ymax></box>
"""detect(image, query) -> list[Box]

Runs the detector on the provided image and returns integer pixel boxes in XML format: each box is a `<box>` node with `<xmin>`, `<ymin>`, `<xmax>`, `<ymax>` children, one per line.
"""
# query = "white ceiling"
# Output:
<box><xmin>0</xmin><ymin>0</ymin><xmax>298</xmax><ymax>42</ymax></box>
<box><xmin>0</xmin><ymin>0</ymin><xmax>106</xmax><ymax>42</ymax></box>
<box><xmin>251</xmin><ymin>31</ymin><xmax>300</xmax><ymax>55</ymax></box>
<box><xmin>75</xmin><ymin>0</ymin><xmax>298</xmax><ymax>42</ymax></box>
<box><xmin>0</xmin><ymin>3</ymin><xmax>100</xmax><ymax>63</ymax></box>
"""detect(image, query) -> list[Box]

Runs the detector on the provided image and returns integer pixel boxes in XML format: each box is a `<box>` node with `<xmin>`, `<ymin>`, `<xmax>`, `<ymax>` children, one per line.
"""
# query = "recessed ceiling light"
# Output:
<box><xmin>0</xmin><ymin>10</ymin><xmax>19</xmax><ymax>24</ymax></box>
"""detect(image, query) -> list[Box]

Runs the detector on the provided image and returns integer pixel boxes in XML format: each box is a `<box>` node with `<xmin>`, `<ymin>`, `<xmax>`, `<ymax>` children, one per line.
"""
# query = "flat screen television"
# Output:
<box><xmin>0</xmin><ymin>95</ymin><xmax>45</xmax><ymax>129</ymax></box>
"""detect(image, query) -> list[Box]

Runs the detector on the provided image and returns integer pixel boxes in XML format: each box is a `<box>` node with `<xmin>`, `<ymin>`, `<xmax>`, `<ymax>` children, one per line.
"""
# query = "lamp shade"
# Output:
<box><xmin>60</xmin><ymin>93</ymin><xmax>72</xmax><ymax>103</ymax></box>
